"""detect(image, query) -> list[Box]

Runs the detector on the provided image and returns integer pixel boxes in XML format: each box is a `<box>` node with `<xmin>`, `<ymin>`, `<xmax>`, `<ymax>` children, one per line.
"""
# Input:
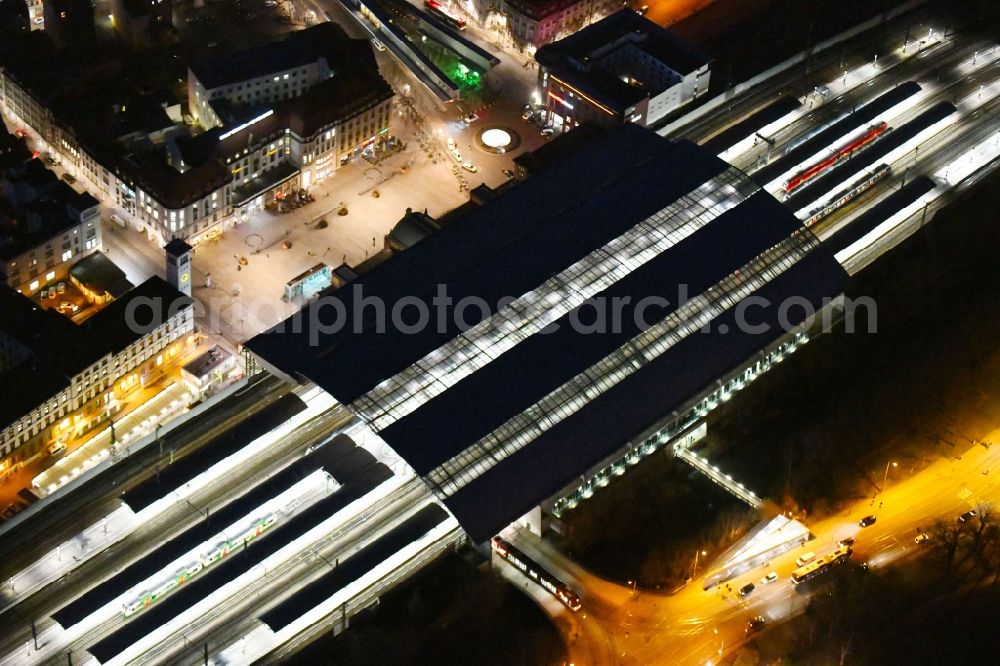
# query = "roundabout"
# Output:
<box><xmin>477</xmin><ymin>126</ymin><xmax>520</xmax><ymax>154</ymax></box>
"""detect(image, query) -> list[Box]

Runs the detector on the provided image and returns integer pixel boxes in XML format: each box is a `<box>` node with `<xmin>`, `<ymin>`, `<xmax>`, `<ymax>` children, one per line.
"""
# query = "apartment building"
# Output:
<box><xmin>0</xmin><ymin>276</ymin><xmax>194</xmax><ymax>463</ymax></box>
<box><xmin>178</xmin><ymin>22</ymin><xmax>393</xmax><ymax>222</ymax></box>
<box><xmin>0</xmin><ymin>159</ymin><xmax>102</xmax><ymax>293</ymax></box>
<box><xmin>502</xmin><ymin>0</ymin><xmax>619</xmax><ymax>50</ymax></box>
<box><xmin>0</xmin><ymin>23</ymin><xmax>392</xmax><ymax>248</ymax></box>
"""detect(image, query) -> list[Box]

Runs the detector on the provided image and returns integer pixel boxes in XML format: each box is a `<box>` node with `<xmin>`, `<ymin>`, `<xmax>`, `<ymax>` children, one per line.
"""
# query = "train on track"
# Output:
<box><xmin>122</xmin><ymin>513</ymin><xmax>279</xmax><ymax>617</ymax></box>
<box><xmin>491</xmin><ymin>536</ymin><xmax>582</xmax><ymax>611</ymax></box>
<box><xmin>784</xmin><ymin>122</ymin><xmax>890</xmax><ymax>196</ymax></box>
<box><xmin>804</xmin><ymin>163</ymin><xmax>892</xmax><ymax>226</ymax></box>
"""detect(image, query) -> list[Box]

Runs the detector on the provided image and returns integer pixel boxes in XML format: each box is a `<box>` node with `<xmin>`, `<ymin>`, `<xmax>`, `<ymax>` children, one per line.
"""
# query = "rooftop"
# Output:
<box><xmin>182</xmin><ymin>345</ymin><xmax>232</xmax><ymax>379</ymax></box>
<box><xmin>0</xmin><ymin>175</ymin><xmax>100</xmax><ymax>261</ymax></box>
<box><xmin>536</xmin><ymin>10</ymin><xmax>711</xmax><ymax>114</ymax></box>
<box><xmin>179</xmin><ymin>23</ymin><xmax>391</xmax><ymax>167</ymax></box>
<box><xmin>387</xmin><ymin>209</ymin><xmax>441</xmax><ymax>250</ymax></box>
<box><xmin>164</xmin><ymin>238</ymin><xmax>192</xmax><ymax>257</ymax></box>
<box><xmin>69</xmin><ymin>252</ymin><xmax>133</xmax><ymax>299</ymax></box>
<box><xmin>247</xmin><ymin>125</ymin><xmax>847</xmax><ymax>542</ymax></box>
<box><xmin>504</xmin><ymin>0</ymin><xmax>582</xmax><ymax>21</ymax></box>
<box><xmin>190</xmin><ymin>24</ymin><xmax>336</xmax><ymax>90</ymax></box>
<box><xmin>0</xmin><ymin>276</ymin><xmax>192</xmax><ymax>429</ymax></box>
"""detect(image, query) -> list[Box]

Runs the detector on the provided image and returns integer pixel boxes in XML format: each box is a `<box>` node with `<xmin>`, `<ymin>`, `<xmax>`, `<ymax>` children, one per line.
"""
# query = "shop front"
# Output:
<box><xmin>231</xmin><ymin>161</ymin><xmax>301</xmax><ymax>223</ymax></box>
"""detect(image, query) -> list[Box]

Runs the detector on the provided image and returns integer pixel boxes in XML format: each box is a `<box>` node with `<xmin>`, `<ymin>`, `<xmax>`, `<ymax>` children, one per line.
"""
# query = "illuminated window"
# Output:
<box><xmin>45</xmin><ymin>271</ymin><xmax>55</xmax><ymax>281</ymax></box>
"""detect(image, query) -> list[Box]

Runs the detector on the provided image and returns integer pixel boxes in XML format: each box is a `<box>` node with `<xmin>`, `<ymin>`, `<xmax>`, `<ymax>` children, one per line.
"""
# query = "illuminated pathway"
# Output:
<box><xmin>506</xmin><ymin>426</ymin><xmax>1000</xmax><ymax>665</ymax></box>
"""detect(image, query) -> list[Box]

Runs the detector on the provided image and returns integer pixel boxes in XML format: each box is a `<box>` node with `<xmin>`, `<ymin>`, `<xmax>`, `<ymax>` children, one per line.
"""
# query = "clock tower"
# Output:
<box><xmin>164</xmin><ymin>238</ymin><xmax>193</xmax><ymax>297</ymax></box>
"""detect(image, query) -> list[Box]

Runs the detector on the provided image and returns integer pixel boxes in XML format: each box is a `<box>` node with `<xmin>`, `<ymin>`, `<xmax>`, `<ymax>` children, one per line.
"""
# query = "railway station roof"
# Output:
<box><xmin>247</xmin><ymin>124</ymin><xmax>847</xmax><ymax>543</ymax></box>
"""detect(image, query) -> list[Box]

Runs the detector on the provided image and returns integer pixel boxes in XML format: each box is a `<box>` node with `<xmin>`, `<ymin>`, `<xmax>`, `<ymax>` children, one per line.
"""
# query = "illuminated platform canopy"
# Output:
<box><xmin>247</xmin><ymin>124</ymin><xmax>847</xmax><ymax>542</ymax></box>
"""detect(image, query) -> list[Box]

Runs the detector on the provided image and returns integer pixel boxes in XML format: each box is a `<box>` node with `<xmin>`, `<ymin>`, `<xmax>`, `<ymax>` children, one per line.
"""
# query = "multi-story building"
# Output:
<box><xmin>0</xmin><ymin>276</ymin><xmax>194</xmax><ymax>464</ymax></box>
<box><xmin>0</xmin><ymin>23</ymin><xmax>392</xmax><ymax>248</ymax></box>
<box><xmin>42</xmin><ymin>0</ymin><xmax>94</xmax><ymax>48</ymax></box>
<box><xmin>536</xmin><ymin>10</ymin><xmax>711</xmax><ymax>132</ymax></box>
<box><xmin>109</xmin><ymin>0</ymin><xmax>173</xmax><ymax>49</ymax></box>
<box><xmin>0</xmin><ymin>159</ymin><xmax>102</xmax><ymax>294</ymax></box>
<box><xmin>500</xmin><ymin>0</ymin><xmax>619</xmax><ymax>50</ymax></box>
<box><xmin>178</xmin><ymin>22</ymin><xmax>394</xmax><ymax>220</ymax></box>
<box><xmin>187</xmin><ymin>28</ymin><xmax>335</xmax><ymax>130</ymax></box>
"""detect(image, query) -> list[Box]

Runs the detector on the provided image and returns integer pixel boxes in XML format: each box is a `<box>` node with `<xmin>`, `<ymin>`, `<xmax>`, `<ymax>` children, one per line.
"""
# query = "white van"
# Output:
<box><xmin>795</xmin><ymin>551</ymin><xmax>816</xmax><ymax>567</ymax></box>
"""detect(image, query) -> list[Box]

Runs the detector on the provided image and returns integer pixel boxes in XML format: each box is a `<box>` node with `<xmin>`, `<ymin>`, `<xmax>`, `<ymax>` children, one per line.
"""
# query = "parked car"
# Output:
<box><xmin>461</xmin><ymin>163</ymin><xmax>479</xmax><ymax>173</ymax></box>
<box><xmin>61</xmin><ymin>172</ymin><xmax>76</xmax><ymax>184</ymax></box>
<box><xmin>760</xmin><ymin>571</ymin><xmax>778</xmax><ymax>585</ymax></box>
<box><xmin>959</xmin><ymin>509</ymin><xmax>977</xmax><ymax>523</ymax></box>
<box><xmin>463</xmin><ymin>113</ymin><xmax>479</xmax><ymax>124</ymax></box>
<box><xmin>746</xmin><ymin>616</ymin><xmax>766</xmax><ymax>633</ymax></box>
<box><xmin>502</xmin><ymin>168</ymin><xmax>515</xmax><ymax>178</ymax></box>
<box><xmin>738</xmin><ymin>582</ymin><xmax>756</xmax><ymax>597</ymax></box>
<box><xmin>914</xmin><ymin>533</ymin><xmax>930</xmax><ymax>545</ymax></box>
<box><xmin>48</xmin><ymin>441</ymin><xmax>67</xmax><ymax>457</ymax></box>
<box><xmin>540</xmin><ymin>127</ymin><xmax>554</xmax><ymax>136</ymax></box>
<box><xmin>859</xmin><ymin>515</ymin><xmax>877</xmax><ymax>528</ymax></box>
<box><xmin>838</xmin><ymin>536</ymin><xmax>856</xmax><ymax>547</ymax></box>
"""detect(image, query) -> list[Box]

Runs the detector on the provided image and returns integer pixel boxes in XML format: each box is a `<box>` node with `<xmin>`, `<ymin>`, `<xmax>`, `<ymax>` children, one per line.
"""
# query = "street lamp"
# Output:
<box><xmin>881</xmin><ymin>461</ymin><xmax>898</xmax><ymax>493</ymax></box>
<box><xmin>692</xmin><ymin>549</ymin><xmax>708</xmax><ymax>578</ymax></box>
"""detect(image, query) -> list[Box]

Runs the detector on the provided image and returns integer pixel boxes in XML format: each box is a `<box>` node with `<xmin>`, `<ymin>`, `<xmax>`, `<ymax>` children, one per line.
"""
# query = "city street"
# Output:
<box><xmin>500</xmin><ymin>422</ymin><xmax>1000</xmax><ymax>665</ymax></box>
<box><xmin>99</xmin><ymin>0</ymin><xmax>552</xmax><ymax>349</ymax></box>
<box><xmin>4</xmin><ymin>0</ymin><xmax>1000</xmax><ymax>661</ymax></box>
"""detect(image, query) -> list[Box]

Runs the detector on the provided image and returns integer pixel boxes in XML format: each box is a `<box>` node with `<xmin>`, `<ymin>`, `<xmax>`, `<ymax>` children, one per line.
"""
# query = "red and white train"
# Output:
<box><xmin>784</xmin><ymin>122</ymin><xmax>890</xmax><ymax>195</ymax></box>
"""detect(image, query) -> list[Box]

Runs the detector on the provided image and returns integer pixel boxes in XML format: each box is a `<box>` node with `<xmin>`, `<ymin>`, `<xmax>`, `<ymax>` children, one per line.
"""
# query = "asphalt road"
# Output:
<box><xmin>505</xmin><ymin>425</ymin><xmax>1000</xmax><ymax>666</ymax></box>
<box><xmin>493</xmin><ymin>24</ymin><xmax>1000</xmax><ymax>665</ymax></box>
